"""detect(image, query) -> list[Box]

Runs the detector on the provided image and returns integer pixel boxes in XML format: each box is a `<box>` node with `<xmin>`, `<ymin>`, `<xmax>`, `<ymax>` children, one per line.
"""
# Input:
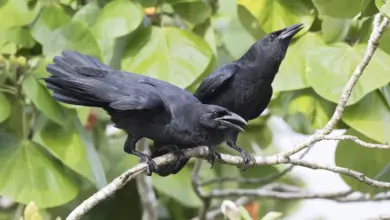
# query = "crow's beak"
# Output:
<box><xmin>278</xmin><ymin>23</ymin><xmax>303</xmax><ymax>39</ymax></box>
<box><xmin>214</xmin><ymin>112</ymin><xmax>247</xmax><ymax>132</ymax></box>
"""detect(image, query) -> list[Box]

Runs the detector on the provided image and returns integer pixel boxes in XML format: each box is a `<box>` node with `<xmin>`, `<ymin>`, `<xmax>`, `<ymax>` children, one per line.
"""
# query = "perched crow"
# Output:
<box><xmin>152</xmin><ymin>23</ymin><xmax>303</xmax><ymax>175</ymax></box>
<box><xmin>43</xmin><ymin>50</ymin><xmax>247</xmax><ymax>175</ymax></box>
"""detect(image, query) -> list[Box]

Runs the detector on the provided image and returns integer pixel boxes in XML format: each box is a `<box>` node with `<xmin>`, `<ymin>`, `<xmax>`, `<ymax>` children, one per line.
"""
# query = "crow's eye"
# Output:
<box><xmin>212</xmin><ymin>111</ymin><xmax>219</xmax><ymax>117</ymax></box>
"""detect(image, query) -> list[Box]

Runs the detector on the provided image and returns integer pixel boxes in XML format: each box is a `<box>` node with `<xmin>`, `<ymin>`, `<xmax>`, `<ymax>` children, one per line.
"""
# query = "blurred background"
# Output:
<box><xmin>1</xmin><ymin>0</ymin><xmax>390</xmax><ymax>219</ymax></box>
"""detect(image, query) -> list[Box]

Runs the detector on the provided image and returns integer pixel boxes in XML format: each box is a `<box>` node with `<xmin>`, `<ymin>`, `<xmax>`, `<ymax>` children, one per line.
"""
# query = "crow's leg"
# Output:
<box><xmin>160</xmin><ymin>145</ymin><xmax>189</xmax><ymax>173</ymax></box>
<box><xmin>123</xmin><ymin>136</ymin><xmax>158</xmax><ymax>176</ymax></box>
<box><xmin>226</xmin><ymin>131</ymin><xmax>255</xmax><ymax>171</ymax></box>
<box><xmin>207</xmin><ymin>145</ymin><xmax>222</xmax><ymax>169</ymax></box>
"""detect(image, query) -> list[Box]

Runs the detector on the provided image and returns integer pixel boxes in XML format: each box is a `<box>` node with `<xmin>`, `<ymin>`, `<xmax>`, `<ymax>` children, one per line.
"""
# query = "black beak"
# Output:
<box><xmin>278</xmin><ymin>23</ymin><xmax>303</xmax><ymax>39</ymax></box>
<box><xmin>214</xmin><ymin>112</ymin><xmax>247</xmax><ymax>132</ymax></box>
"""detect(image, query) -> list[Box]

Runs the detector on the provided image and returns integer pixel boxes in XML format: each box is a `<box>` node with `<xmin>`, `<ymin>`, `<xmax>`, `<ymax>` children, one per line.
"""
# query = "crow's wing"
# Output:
<box><xmin>194</xmin><ymin>63</ymin><xmax>238</xmax><ymax>101</ymax></box>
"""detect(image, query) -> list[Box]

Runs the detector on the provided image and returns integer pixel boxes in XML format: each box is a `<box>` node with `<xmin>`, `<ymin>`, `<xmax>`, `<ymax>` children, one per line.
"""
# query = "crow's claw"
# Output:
<box><xmin>141</xmin><ymin>155</ymin><xmax>159</xmax><ymax>176</ymax></box>
<box><xmin>207</xmin><ymin>147</ymin><xmax>221</xmax><ymax>169</ymax></box>
<box><xmin>237</xmin><ymin>149</ymin><xmax>255</xmax><ymax>171</ymax></box>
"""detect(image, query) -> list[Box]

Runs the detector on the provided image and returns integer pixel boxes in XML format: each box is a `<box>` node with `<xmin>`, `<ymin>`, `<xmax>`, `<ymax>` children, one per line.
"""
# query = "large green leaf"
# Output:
<box><xmin>0</xmin><ymin>133</ymin><xmax>78</xmax><ymax>208</ymax></box>
<box><xmin>236</xmin><ymin>125</ymin><xmax>273</xmax><ymax>151</ymax></box>
<box><xmin>238</xmin><ymin>0</ymin><xmax>314</xmax><ymax>36</ymax></box>
<box><xmin>72</xmin><ymin>2</ymin><xmax>101</xmax><ymax>26</ymax></box>
<box><xmin>40</xmin><ymin>21</ymin><xmax>102</xmax><ymax>60</ymax></box>
<box><xmin>0</xmin><ymin>27</ymin><xmax>35</xmax><ymax>49</ymax></box>
<box><xmin>335</xmin><ymin>129</ymin><xmax>390</xmax><ymax>194</ymax></box>
<box><xmin>91</xmin><ymin>0</ymin><xmax>143</xmax><ymax>65</ymax></box>
<box><xmin>33</xmin><ymin>115</ymin><xmax>107</xmax><ymax>189</ymax></box>
<box><xmin>92</xmin><ymin>0</ymin><xmax>143</xmax><ymax>40</ymax></box>
<box><xmin>342</xmin><ymin>91</ymin><xmax>390</xmax><ymax>143</ymax></box>
<box><xmin>313</xmin><ymin>0</ymin><xmax>370</xmax><ymax>18</ymax></box>
<box><xmin>0</xmin><ymin>93</ymin><xmax>11</xmax><ymax>123</ymax></box>
<box><xmin>274</xmin><ymin>33</ymin><xmax>326</xmax><ymax>92</ymax></box>
<box><xmin>31</xmin><ymin>5</ymin><xmax>71</xmax><ymax>46</ymax></box>
<box><xmin>321</xmin><ymin>16</ymin><xmax>352</xmax><ymax>43</ymax></box>
<box><xmin>306</xmin><ymin>43</ymin><xmax>390</xmax><ymax>105</ymax></box>
<box><xmin>212</xmin><ymin>0</ymin><xmax>265</xmax><ymax>60</ymax></box>
<box><xmin>22</xmin><ymin>75</ymin><xmax>66</xmax><ymax>127</ymax></box>
<box><xmin>121</xmin><ymin>26</ymin><xmax>213</xmax><ymax>88</ymax></box>
<box><xmin>0</xmin><ymin>0</ymin><xmax>41</xmax><ymax>28</ymax></box>
<box><xmin>172</xmin><ymin>1</ymin><xmax>212</xmax><ymax>27</ymax></box>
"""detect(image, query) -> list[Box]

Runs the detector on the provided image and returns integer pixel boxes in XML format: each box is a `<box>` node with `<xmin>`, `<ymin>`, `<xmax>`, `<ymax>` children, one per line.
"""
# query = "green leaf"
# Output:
<box><xmin>172</xmin><ymin>1</ymin><xmax>212</xmax><ymax>27</ymax></box>
<box><xmin>122</xmin><ymin>26</ymin><xmax>213</xmax><ymax>88</ymax></box>
<box><xmin>286</xmin><ymin>89</ymin><xmax>335</xmax><ymax>133</ymax></box>
<box><xmin>375</xmin><ymin>0</ymin><xmax>390</xmax><ymax>18</ymax></box>
<box><xmin>33</xmin><ymin>114</ymin><xmax>107</xmax><ymax>189</ymax></box>
<box><xmin>237</xmin><ymin>125</ymin><xmax>273</xmax><ymax>151</ymax></box>
<box><xmin>0</xmin><ymin>27</ymin><xmax>35</xmax><ymax>48</ymax></box>
<box><xmin>306</xmin><ymin>43</ymin><xmax>390</xmax><ymax>105</ymax></box>
<box><xmin>91</xmin><ymin>0</ymin><xmax>143</xmax><ymax>65</ymax></box>
<box><xmin>92</xmin><ymin>0</ymin><xmax>143</xmax><ymax>40</ymax></box>
<box><xmin>321</xmin><ymin>16</ymin><xmax>352</xmax><ymax>43</ymax></box>
<box><xmin>0</xmin><ymin>0</ymin><xmax>41</xmax><ymax>28</ymax></box>
<box><xmin>212</xmin><ymin>0</ymin><xmax>265</xmax><ymax>59</ymax></box>
<box><xmin>0</xmin><ymin>93</ymin><xmax>11</xmax><ymax>123</ymax></box>
<box><xmin>152</xmin><ymin>166</ymin><xmax>201</xmax><ymax>208</ymax></box>
<box><xmin>72</xmin><ymin>2</ymin><xmax>101</xmax><ymax>26</ymax></box>
<box><xmin>274</xmin><ymin>33</ymin><xmax>326</xmax><ymax>92</ymax></box>
<box><xmin>335</xmin><ymin>129</ymin><xmax>390</xmax><ymax>194</ymax></box>
<box><xmin>239</xmin><ymin>165</ymin><xmax>279</xmax><ymax>189</ymax></box>
<box><xmin>40</xmin><ymin>21</ymin><xmax>102</xmax><ymax>60</ymax></box>
<box><xmin>238</xmin><ymin>0</ymin><xmax>314</xmax><ymax>37</ymax></box>
<box><xmin>0</xmin><ymin>133</ymin><xmax>78</xmax><ymax>208</ymax></box>
<box><xmin>22</xmin><ymin>75</ymin><xmax>66</xmax><ymax>126</ymax></box>
<box><xmin>31</xmin><ymin>5</ymin><xmax>71</xmax><ymax>45</ymax></box>
<box><xmin>313</xmin><ymin>0</ymin><xmax>370</xmax><ymax>18</ymax></box>
<box><xmin>342</xmin><ymin>91</ymin><xmax>390</xmax><ymax>143</ymax></box>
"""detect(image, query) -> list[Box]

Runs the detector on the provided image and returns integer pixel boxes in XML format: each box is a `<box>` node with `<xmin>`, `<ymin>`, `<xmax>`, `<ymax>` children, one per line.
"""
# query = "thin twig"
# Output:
<box><xmin>323</xmin><ymin>135</ymin><xmax>390</xmax><ymax>149</ymax></box>
<box><xmin>135</xmin><ymin>139</ymin><xmax>158</xmax><ymax>220</ymax></box>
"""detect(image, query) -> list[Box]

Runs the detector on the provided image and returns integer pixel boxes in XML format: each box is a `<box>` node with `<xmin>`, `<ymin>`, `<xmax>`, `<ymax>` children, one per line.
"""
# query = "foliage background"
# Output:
<box><xmin>0</xmin><ymin>0</ymin><xmax>390</xmax><ymax>219</ymax></box>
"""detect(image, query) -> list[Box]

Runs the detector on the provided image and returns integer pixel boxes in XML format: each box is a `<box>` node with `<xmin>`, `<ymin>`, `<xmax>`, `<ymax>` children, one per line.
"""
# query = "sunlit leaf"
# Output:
<box><xmin>0</xmin><ymin>0</ymin><xmax>41</xmax><ymax>28</ymax></box>
<box><xmin>34</xmin><ymin>115</ymin><xmax>107</xmax><ymax>189</ymax></box>
<box><xmin>0</xmin><ymin>133</ymin><xmax>78</xmax><ymax>208</ymax></box>
<box><xmin>274</xmin><ymin>33</ymin><xmax>326</xmax><ymax>92</ymax></box>
<box><xmin>321</xmin><ymin>16</ymin><xmax>352</xmax><ymax>43</ymax></box>
<box><xmin>342</xmin><ymin>91</ymin><xmax>390</xmax><ymax>143</ymax></box>
<box><xmin>238</xmin><ymin>0</ymin><xmax>314</xmax><ymax>37</ymax></box>
<box><xmin>375</xmin><ymin>0</ymin><xmax>390</xmax><ymax>18</ymax></box>
<box><xmin>313</xmin><ymin>0</ymin><xmax>370</xmax><ymax>18</ymax></box>
<box><xmin>306</xmin><ymin>43</ymin><xmax>390</xmax><ymax>105</ymax></box>
<box><xmin>22</xmin><ymin>75</ymin><xmax>66</xmax><ymax>126</ymax></box>
<box><xmin>72</xmin><ymin>2</ymin><xmax>102</xmax><ymax>26</ymax></box>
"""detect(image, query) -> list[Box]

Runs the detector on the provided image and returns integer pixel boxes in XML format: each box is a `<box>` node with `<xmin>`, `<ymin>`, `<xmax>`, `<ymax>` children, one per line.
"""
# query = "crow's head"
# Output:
<box><xmin>198</xmin><ymin>105</ymin><xmax>247</xmax><ymax>132</ymax></box>
<box><xmin>252</xmin><ymin>23</ymin><xmax>303</xmax><ymax>62</ymax></box>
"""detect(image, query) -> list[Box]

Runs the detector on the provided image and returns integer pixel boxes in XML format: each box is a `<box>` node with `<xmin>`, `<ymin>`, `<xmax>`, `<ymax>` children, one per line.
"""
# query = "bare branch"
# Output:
<box><xmin>323</xmin><ymin>135</ymin><xmax>390</xmax><ymax>149</ymax></box>
<box><xmin>135</xmin><ymin>139</ymin><xmax>158</xmax><ymax>220</ymax></box>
